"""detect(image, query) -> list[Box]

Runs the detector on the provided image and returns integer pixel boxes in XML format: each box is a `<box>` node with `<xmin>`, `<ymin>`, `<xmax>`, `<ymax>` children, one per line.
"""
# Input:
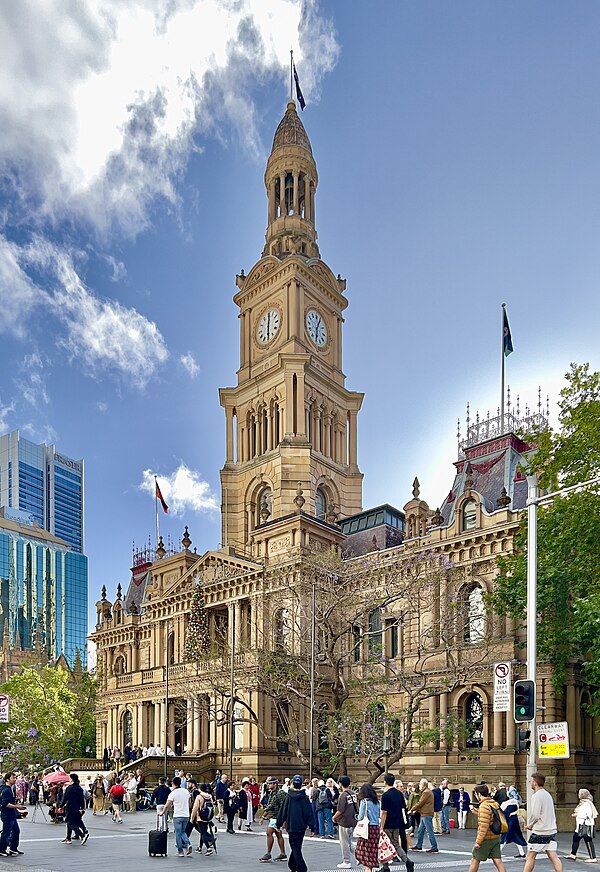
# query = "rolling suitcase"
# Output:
<box><xmin>149</xmin><ymin>814</ymin><xmax>168</xmax><ymax>857</ymax></box>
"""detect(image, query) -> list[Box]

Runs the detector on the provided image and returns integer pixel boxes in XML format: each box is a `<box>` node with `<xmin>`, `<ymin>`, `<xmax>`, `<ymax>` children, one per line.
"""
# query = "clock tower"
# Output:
<box><xmin>219</xmin><ymin>101</ymin><xmax>363</xmax><ymax>555</ymax></box>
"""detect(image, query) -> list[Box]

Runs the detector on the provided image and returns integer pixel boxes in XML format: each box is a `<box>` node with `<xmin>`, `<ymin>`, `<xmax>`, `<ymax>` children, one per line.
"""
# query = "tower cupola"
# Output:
<box><xmin>263</xmin><ymin>101</ymin><xmax>319</xmax><ymax>258</ymax></box>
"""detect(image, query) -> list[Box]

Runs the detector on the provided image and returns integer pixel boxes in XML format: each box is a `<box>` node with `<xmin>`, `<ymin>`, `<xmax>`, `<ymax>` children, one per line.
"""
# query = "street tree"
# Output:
<box><xmin>492</xmin><ymin>362</ymin><xmax>600</xmax><ymax>707</ymax></box>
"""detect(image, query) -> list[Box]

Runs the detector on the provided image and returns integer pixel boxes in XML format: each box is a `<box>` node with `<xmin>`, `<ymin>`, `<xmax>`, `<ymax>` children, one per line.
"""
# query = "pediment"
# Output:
<box><xmin>147</xmin><ymin>548</ymin><xmax>263</xmax><ymax>601</ymax></box>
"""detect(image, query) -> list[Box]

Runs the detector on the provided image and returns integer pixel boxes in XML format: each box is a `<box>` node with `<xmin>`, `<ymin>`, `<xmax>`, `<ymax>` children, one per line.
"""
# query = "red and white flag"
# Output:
<box><xmin>155</xmin><ymin>480</ymin><xmax>169</xmax><ymax>514</ymax></box>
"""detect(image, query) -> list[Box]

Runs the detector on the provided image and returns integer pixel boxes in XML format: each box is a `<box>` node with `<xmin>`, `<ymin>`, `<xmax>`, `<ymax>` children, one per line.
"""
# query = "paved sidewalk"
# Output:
<box><xmin>0</xmin><ymin>813</ymin><xmax>577</xmax><ymax>872</ymax></box>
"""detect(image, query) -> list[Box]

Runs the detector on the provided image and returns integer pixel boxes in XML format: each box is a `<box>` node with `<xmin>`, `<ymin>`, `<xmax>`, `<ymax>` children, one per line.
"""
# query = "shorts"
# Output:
<box><xmin>268</xmin><ymin>818</ymin><xmax>280</xmax><ymax>830</ymax></box>
<box><xmin>527</xmin><ymin>839</ymin><xmax>558</xmax><ymax>854</ymax></box>
<box><xmin>473</xmin><ymin>837</ymin><xmax>501</xmax><ymax>861</ymax></box>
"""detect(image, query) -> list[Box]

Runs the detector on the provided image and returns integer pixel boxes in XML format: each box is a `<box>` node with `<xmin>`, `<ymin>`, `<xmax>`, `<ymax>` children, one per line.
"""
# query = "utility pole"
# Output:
<box><xmin>308</xmin><ymin>580</ymin><xmax>316</xmax><ymax>781</ymax></box>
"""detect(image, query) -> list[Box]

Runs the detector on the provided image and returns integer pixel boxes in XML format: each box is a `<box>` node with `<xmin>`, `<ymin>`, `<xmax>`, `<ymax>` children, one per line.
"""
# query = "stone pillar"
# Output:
<box><xmin>284</xmin><ymin>374</ymin><xmax>294</xmax><ymax>435</ymax></box>
<box><xmin>279</xmin><ymin>174</ymin><xmax>286</xmax><ymax>216</ymax></box>
<box><xmin>192</xmin><ymin>699</ymin><xmax>201</xmax><ymax>752</ymax></box>
<box><xmin>186</xmin><ymin>698</ymin><xmax>194</xmax><ymax>753</ymax></box>
<box><xmin>159</xmin><ymin>700</ymin><xmax>167</xmax><ymax>749</ymax></box>
<box><xmin>439</xmin><ymin>693</ymin><xmax>448</xmax><ymax>750</ymax></box>
<box><xmin>348</xmin><ymin>410</ymin><xmax>358</xmax><ymax>465</ymax></box>
<box><xmin>493</xmin><ymin>710</ymin><xmax>504</xmax><ymax>749</ymax></box>
<box><xmin>225</xmin><ymin>407</ymin><xmax>234</xmax><ymax>462</ymax></box>
<box><xmin>240</xmin><ymin>311</ymin><xmax>246</xmax><ymax>367</ymax></box>
<box><xmin>506</xmin><ymin>711</ymin><xmax>515</xmax><ymax>750</ymax></box>
<box><xmin>428</xmin><ymin>696</ymin><xmax>438</xmax><ymax>749</ymax></box>
<box><xmin>234</xmin><ymin>600</ymin><xmax>242</xmax><ymax>648</ymax></box>
<box><xmin>293</xmin><ymin>172</ymin><xmax>299</xmax><ymax>214</ymax></box>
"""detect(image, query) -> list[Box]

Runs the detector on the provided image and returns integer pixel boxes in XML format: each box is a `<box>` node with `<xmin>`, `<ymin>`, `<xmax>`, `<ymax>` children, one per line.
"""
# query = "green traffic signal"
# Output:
<box><xmin>514</xmin><ymin>679</ymin><xmax>535</xmax><ymax>722</ymax></box>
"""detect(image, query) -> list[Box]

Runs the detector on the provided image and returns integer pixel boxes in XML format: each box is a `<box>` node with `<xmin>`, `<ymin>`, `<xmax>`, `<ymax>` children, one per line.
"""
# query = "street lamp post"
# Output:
<box><xmin>525</xmin><ymin>473</ymin><xmax>600</xmax><ymax>807</ymax></box>
<box><xmin>229</xmin><ymin>605</ymin><xmax>236</xmax><ymax>783</ymax></box>
<box><xmin>308</xmin><ymin>580</ymin><xmax>316</xmax><ymax>782</ymax></box>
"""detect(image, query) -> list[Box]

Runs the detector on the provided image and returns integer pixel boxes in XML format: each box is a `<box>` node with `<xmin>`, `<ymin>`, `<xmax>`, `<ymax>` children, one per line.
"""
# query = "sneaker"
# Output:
<box><xmin>206</xmin><ymin>848</ymin><xmax>214</xmax><ymax>856</ymax></box>
<box><xmin>411</xmin><ymin>846</ymin><xmax>422</xmax><ymax>851</ymax></box>
<box><xmin>274</xmin><ymin>854</ymin><xmax>287</xmax><ymax>861</ymax></box>
<box><xmin>584</xmin><ymin>861</ymin><xmax>598</xmax><ymax>865</ymax></box>
<box><xmin>12</xmin><ymin>850</ymin><xmax>24</xmax><ymax>856</ymax></box>
<box><xmin>406</xmin><ymin>860</ymin><xmax>415</xmax><ymax>872</ymax></box>
<box><xmin>186</xmin><ymin>845</ymin><xmax>193</xmax><ymax>855</ymax></box>
<box><xmin>62</xmin><ymin>840</ymin><xmax>72</xmax><ymax>845</ymax></box>
<box><xmin>426</xmin><ymin>847</ymin><xmax>439</xmax><ymax>853</ymax></box>
<box><xmin>81</xmin><ymin>833</ymin><xmax>89</xmax><ymax>845</ymax></box>
<box><xmin>259</xmin><ymin>854</ymin><xmax>272</xmax><ymax>862</ymax></box>
<box><xmin>176</xmin><ymin>853</ymin><xmax>184</xmax><ymax>858</ymax></box>
<box><xmin>0</xmin><ymin>851</ymin><xmax>9</xmax><ymax>857</ymax></box>
<box><xmin>337</xmin><ymin>864</ymin><xmax>351</xmax><ymax>869</ymax></box>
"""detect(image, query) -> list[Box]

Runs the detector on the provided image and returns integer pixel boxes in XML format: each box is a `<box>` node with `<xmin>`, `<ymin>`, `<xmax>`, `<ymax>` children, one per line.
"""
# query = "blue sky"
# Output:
<box><xmin>1</xmin><ymin>0</ymin><xmax>599</xmax><ymax>636</ymax></box>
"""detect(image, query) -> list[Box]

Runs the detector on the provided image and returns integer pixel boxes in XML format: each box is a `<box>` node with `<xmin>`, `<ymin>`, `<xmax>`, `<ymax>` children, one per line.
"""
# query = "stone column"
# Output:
<box><xmin>192</xmin><ymin>699</ymin><xmax>201</xmax><ymax>752</ymax></box>
<box><xmin>439</xmin><ymin>692</ymin><xmax>449</xmax><ymax>750</ymax></box>
<box><xmin>240</xmin><ymin>311</ymin><xmax>246</xmax><ymax>367</ymax></box>
<box><xmin>225</xmin><ymin>407</ymin><xmax>234</xmax><ymax>462</ymax></box>
<box><xmin>234</xmin><ymin>600</ymin><xmax>242</xmax><ymax>649</ymax></box>
<box><xmin>284</xmin><ymin>374</ymin><xmax>294</xmax><ymax>435</ymax></box>
<box><xmin>428</xmin><ymin>696</ymin><xmax>438</xmax><ymax>749</ymax></box>
<box><xmin>506</xmin><ymin>711</ymin><xmax>515</xmax><ymax>749</ymax></box>
<box><xmin>567</xmin><ymin>683</ymin><xmax>578</xmax><ymax>747</ymax></box>
<box><xmin>279</xmin><ymin>174</ymin><xmax>286</xmax><ymax>216</ymax></box>
<box><xmin>186</xmin><ymin>698</ymin><xmax>194</xmax><ymax>752</ymax></box>
<box><xmin>348</xmin><ymin>410</ymin><xmax>358</xmax><ymax>465</ymax></box>
<box><xmin>493</xmin><ymin>710</ymin><xmax>503</xmax><ymax>749</ymax></box>
<box><xmin>293</xmin><ymin>172</ymin><xmax>299</xmax><ymax>214</ymax></box>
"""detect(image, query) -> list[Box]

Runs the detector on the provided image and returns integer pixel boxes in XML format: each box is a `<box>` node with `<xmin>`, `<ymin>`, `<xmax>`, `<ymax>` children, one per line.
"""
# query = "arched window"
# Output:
<box><xmin>316</xmin><ymin>487</ymin><xmax>327</xmax><ymax>521</ymax></box>
<box><xmin>368</xmin><ymin>608</ymin><xmax>383</xmax><ymax>655</ymax></box>
<box><xmin>462</xmin><ymin>499</ymin><xmax>477</xmax><ymax>531</ymax></box>
<box><xmin>276</xmin><ymin>702</ymin><xmax>289</xmax><ymax>753</ymax></box>
<box><xmin>233</xmin><ymin>702</ymin><xmax>244</xmax><ymax>752</ymax></box>
<box><xmin>257</xmin><ymin>487</ymin><xmax>272</xmax><ymax>525</ymax></box>
<box><xmin>465</xmin><ymin>693</ymin><xmax>484</xmax><ymax>748</ymax></box>
<box><xmin>122</xmin><ymin>710</ymin><xmax>133</xmax><ymax>747</ymax></box>
<box><xmin>167</xmin><ymin>631</ymin><xmax>175</xmax><ymax>665</ymax></box>
<box><xmin>464</xmin><ymin>585</ymin><xmax>485</xmax><ymax>643</ymax></box>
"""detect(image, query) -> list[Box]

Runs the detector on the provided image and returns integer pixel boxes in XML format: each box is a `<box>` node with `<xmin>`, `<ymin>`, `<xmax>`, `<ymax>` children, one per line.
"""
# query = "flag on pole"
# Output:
<box><xmin>293</xmin><ymin>63</ymin><xmax>306</xmax><ymax>110</ymax></box>
<box><xmin>503</xmin><ymin>307</ymin><xmax>514</xmax><ymax>357</ymax></box>
<box><xmin>156</xmin><ymin>480</ymin><xmax>169</xmax><ymax>514</ymax></box>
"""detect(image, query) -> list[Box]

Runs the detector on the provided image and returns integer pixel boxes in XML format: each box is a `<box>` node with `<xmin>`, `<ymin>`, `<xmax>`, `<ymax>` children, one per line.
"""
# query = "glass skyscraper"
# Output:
<box><xmin>0</xmin><ymin>431</ymin><xmax>84</xmax><ymax>553</ymax></box>
<box><xmin>0</xmin><ymin>431</ymin><xmax>87</xmax><ymax>666</ymax></box>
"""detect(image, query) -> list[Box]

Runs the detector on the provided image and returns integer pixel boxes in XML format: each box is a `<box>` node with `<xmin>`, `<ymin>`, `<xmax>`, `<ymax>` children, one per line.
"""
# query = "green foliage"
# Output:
<box><xmin>492</xmin><ymin>363</ymin><xmax>600</xmax><ymax>703</ymax></box>
<box><xmin>0</xmin><ymin>661</ymin><xmax>97</xmax><ymax>770</ymax></box>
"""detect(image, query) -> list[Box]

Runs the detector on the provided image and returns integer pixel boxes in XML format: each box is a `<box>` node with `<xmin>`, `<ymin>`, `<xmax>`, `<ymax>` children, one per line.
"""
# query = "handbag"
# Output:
<box><xmin>577</xmin><ymin>823</ymin><xmax>594</xmax><ymax>839</ymax></box>
<box><xmin>352</xmin><ymin>816</ymin><xmax>370</xmax><ymax>840</ymax></box>
<box><xmin>378</xmin><ymin>830</ymin><xmax>396</xmax><ymax>864</ymax></box>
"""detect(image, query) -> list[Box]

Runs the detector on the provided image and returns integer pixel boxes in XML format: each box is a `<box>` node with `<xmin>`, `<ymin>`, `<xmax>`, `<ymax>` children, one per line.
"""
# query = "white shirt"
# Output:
<box><xmin>528</xmin><ymin>788</ymin><xmax>557</xmax><ymax>835</ymax></box>
<box><xmin>126</xmin><ymin>777</ymin><xmax>138</xmax><ymax>791</ymax></box>
<box><xmin>442</xmin><ymin>787</ymin><xmax>450</xmax><ymax>805</ymax></box>
<box><xmin>169</xmin><ymin>787</ymin><xmax>191</xmax><ymax>818</ymax></box>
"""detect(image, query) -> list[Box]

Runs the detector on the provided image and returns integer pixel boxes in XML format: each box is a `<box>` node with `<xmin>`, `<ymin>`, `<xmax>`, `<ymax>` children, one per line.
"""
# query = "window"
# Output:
<box><xmin>167</xmin><ymin>631</ymin><xmax>175</xmax><ymax>665</ymax></box>
<box><xmin>465</xmin><ymin>693</ymin><xmax>484</xmax><ymax>748</ymax></box>
<box><xmin>389</xmin><ymin>622</ymin><xmax>399</xmax><ymax>659</ymax></box>
<box><xmin>352</xmin><ymin>625</ymin><xmax>361</xmax><ymax>663</ymax></box>
<box><xmin>114</xmin><ymin>655</ymin><xmax>126</xmax><ymax>676</ymax></box>
<box><xmin>464</xmin><ymin>585</ymin><xmax>485</xmax><ymax>643</ymax></box>
<box><xmin>462</xmin><ymin>499</ymin><xmax>477</xmax><ymax>531</ymax></box>
<box><xmin>316</xmin><ymin>487</ymin><xmax>327</xmax><ymax>521</ymax></box>
<box><xmin>123</xmin><ymin>710</ymin><xmax>133</xmax><ymax>747</ymax></box>
<box><xmin>257</xmin><ymin>487</ymin><xmax>272</xmax><ymax>525</ymax></box>
<box><xmin>233</xmin><ymin>702</ymin><xmax>244</xmax><ymax>751</ymax></box>
<box><xmin>318</xmin><ymin>705</ymin><xmax>329</xmax><ymax>753</ymax></box>
<box><xmin>274</xmin><ymin>608</ymin><xmax>291</xmax><ymax>652</ymax></box>
<box><xmin>276</xmin><ymin>703</ymin><xmax>289</xmax><ymax>753</ymax></box>
<box><xmin>368</xmin><ymin>608</ymin><xmax>382</xmax><ymax>656</ymax></box>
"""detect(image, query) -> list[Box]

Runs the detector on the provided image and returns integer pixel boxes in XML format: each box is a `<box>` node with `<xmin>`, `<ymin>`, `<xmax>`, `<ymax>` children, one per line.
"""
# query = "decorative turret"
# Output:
<box><xmin>182</xmin><ymin>526</ymin><xmax>192</xmax><ymax>551</ymax></box>
<box><xmin>263</xmin><ymin>101</ymin><xmax>320</xmax><ymax>259</ymax></box>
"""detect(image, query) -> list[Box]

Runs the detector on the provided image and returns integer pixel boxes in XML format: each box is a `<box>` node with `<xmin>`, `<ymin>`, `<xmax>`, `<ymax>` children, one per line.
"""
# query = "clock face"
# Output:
<box><xmin>257</xmin><ymin>308</ymin><xmax>281</xmax><ymax>344</ymax></box>
<box><xmin>305</xmin><ymin>308</ymin><xmax>327</xmax><ymax>347</ymax></box>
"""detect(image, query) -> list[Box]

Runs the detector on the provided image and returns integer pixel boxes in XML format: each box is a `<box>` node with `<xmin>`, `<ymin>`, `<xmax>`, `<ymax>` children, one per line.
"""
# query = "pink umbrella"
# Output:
<box><xmin>44</xmin><ymin>771</ymin><xmax>70</xmax><ymax>785</ymax></box>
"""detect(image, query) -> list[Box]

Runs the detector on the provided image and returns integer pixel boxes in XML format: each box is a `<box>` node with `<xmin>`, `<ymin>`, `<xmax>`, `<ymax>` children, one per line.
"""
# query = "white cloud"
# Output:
<box><xmin>0</xmin><ymin>397</ymin><xmax>15</xmax><ymax>433</ymax></box>
<box><xmin>16</xmin><ymin>351</ymin><xmax>49</xmax><ymax>407</ymax></box>
<box><xmin>0</xmin><ymin>0</ymin><xmax>339</xmax><ymax>238</ymax></box>
<box><xmin>139</xmin><ymin>464</ymin><xmax>219</xmax><ymax>516</ymax></box>
<box><xmin>0</xmin><ymin>236</ymin><xmax>41</xmax><ymax>336</ymax></box>
<box><xmin>96</xmin><ymin>401</ymin><xmax>109</xmax><ymax>413</ymax></box>
<box><xmin>180</xmin><ymin>352</ymin><xmax>200</xmax><ymax>378</ymax></box>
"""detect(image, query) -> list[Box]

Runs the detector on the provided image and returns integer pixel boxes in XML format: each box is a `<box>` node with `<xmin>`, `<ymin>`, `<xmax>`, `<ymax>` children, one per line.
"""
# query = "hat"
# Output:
<box><xmin>241</xmin><ymin>778</ymin><xmax>250</xmax><ymax>785</ymax></box>
<box><xmin>292</xmin><ymin>775</ymin><xmax>303</xmax><ymax>789</ymax></box>
<box><xmin>266</xmin><ymin>777</ymin><xmax>279</xmax><ymax>784</ymax></box>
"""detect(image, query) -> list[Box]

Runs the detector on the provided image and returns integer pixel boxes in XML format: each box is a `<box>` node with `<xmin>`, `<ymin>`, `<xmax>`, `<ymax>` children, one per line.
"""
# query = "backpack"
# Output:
<box><xmin>199</xmin><ymin>797</ymin><xmax>215</xmax><ymax>822</ymax></box>
<box><xmin>489</xmin><ymin>804</ymin><xmax>508</xmax><ymax>835</ymax></box>
<box><xmin>317</xmin><ymin>786</ymin><xmax>332</xmax><ymax>809</ymax></box>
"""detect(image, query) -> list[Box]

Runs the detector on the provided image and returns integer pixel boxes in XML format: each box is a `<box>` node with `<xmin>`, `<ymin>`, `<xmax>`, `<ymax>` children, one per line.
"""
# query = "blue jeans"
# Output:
<box><xmin>0</xmin><ymin>817</ymin><xmax>19</xmax><ymax>852</ymax></box>
<box><xmin>416</xmin><ymin>815</ymin><xmax>438</xmax><ymax>850</ymax></box>
<box><xmin>441</xmin><ymin>805</ymin><xmax>450</xmax><ymax>832</ymax></box>
<box><xmin>317</xmin><ymin>807</ymin><xmax>333</xmax><ymax>837</ymax></box>
<box><xmin>173</xmin><ymin>817</ymin><xmax>191</xmax><ymax>854</ymax></box>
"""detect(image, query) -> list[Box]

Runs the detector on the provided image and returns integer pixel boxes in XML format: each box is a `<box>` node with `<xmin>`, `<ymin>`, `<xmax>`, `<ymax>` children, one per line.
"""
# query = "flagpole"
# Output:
<box><xmin>290</xmin><ymin>49</ymin><xmax>293</xmax><ymax>102</ymax></box>
<box><xmin>501</xmin><ymin>303</ymin><xmax>506</xmax><ymax>434</ymax></box>
<box><xmin>155</xmin><ymin>475</ymin><xmax>159</xmax><ymax>547</ymax></box>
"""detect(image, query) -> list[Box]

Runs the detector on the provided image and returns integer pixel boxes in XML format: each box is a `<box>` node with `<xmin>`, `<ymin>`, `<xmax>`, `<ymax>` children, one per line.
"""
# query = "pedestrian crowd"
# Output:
<box><xmin>0</xmin><ymin>764</ymin><xmax>591</xmax><ymax>870</ymax></box>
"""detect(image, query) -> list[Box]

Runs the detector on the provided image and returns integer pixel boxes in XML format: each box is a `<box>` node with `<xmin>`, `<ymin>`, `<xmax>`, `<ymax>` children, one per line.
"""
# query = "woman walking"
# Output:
<box><xmin>224</xmin><ymin>781</ymin><xmax>239</xmax><ymax>833</ymax></box>
<box><xmin>91</xmin><ymin>777</ymin><xmax>106</xmax><ymax>815</ymax></box>
<box><xmin>238</xmin><ymin>778</ymin><xmax>254</xmax><ymax>831</ymax></box>
<box><xmin>354</xmin><ymin>783</ymin><xmax>381</xmax><ymax>872</ymax></box>
<box><xmin>500</xmin><ymin>787</ymin><xmax>527</xmax><ymax>858</ymax></box>
<box><xmin>566</xmin><ymin>788</ymin><xmax>598</xmax><ymax>862</ymax></box>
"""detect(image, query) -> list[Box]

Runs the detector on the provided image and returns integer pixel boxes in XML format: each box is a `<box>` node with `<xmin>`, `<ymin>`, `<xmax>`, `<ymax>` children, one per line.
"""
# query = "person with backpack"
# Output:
<box><xmin>190</xmin><ymin>783</ymin><xmax>216</xmax><ymax>856</ymax></box>
<box><xmin>108</xmin><ymin>779</ymin><xmax>126</xmax><ymax>823</ymax></box>
<box><xmin>316</xmin><ymin>780</ymin><xmax>335</xmax><ymax>839</ymax></box>
<box><xmin>332</xmin><ymin>775</ymin><xmax>358</xmax><ymax>869</ymax></box>
<box><xmin>469</xmin><ymin>783</ymin><xmax>508</xmax><ymax>872</ymax></box>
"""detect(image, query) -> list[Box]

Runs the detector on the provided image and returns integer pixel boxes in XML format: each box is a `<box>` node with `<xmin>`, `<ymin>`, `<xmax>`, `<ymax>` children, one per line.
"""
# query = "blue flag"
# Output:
<box><xmin>293</xmin><ymin>63</ymin><xmax>306</xmax><ymax>110</ymax></box>
<box><xmin>503</xmin><ymin>308</ymin><xmax>514</xmax><ymax>357</ymax></box>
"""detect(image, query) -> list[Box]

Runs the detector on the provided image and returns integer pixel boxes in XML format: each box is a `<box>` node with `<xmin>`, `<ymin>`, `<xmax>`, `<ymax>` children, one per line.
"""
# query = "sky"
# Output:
<box><xmin>1</xmin><ymin>0</ymin><xmax>599</xmax><ymax>637</ymax></box>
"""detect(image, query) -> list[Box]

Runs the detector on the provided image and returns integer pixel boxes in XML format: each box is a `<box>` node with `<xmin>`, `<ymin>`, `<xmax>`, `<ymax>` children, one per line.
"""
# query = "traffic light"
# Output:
<box><xmin>516</xmin><ymin>728</ymin><xmax>532</xmax><ymax>753</ymax></box>
<box><xmin>514</xmin><ymin>679</ymin><xmax>535</xmax><ymax>722</ymax></box>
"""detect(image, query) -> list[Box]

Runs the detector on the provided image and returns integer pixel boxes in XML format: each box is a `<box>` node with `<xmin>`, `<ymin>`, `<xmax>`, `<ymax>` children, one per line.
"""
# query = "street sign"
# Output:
<box><xmin>493</xmin><ymin>661</ymin><xmax>512</xmax><ymax>712</ymax></box>
<box><xmin>0</xmin><ymin>694</ymin><xmax>9</xmax><ymax>723</ymax></box>
<box><xmin>537</xmin><ymin>721</ymin><xmax>570</xmax><ymax>759</ymax></box>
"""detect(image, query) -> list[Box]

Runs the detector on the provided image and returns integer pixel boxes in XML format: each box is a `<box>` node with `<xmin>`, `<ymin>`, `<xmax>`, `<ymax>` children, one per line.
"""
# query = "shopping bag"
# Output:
<box><xmin>352</xmin><ymin>816</ymin><xmax>370</xmax><ymax>840</ymax></box>
<box><xmin>378</xmin><ymin>830</ymin><xmax>397</xmax><ymax>864</ymax></box>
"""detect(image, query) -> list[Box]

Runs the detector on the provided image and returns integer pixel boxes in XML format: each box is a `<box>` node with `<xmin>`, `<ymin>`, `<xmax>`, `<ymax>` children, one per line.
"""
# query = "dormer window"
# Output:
<box><xmin>462</xmin><ymin>499</ymin><xmax>477</xmax><ymax>531</ymax></box>
<box><xmin>316</xmin><ymin>487</ymin><xmax>327</xmax><ymax>521</ymax></box>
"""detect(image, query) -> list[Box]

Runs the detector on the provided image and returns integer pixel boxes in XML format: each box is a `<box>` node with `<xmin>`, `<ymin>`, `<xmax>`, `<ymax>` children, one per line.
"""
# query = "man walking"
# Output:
<box><xmin>440</xmin><ymin>779</ymin><xmax>451</xmax><ymax>834</ymax></box>
<box><xmin>0</xmin><ymin>773</ymin><xmax>26</xmax><ymax>857</ymax></box>
<box><xmin>332</xmin><ymin>775</ymin><xmax>357</xmax><ymax>869</ymax></box>
<box><xmin>277</xmin><ymin>775</ymin><xmax>313</xmax><ymax>872</ymax></box>
<box><xmin>159</xmin><ymin>775</ymin><xmax>192</xmax><ymax>858</ymax></box>
<box><xmin>259</xmin><ymin>777</ymin><xmax>287</xmax><ymax>862</ymax></box>
<box><xmin>432</xmin><ymin>782</ymin><xmax>443</xmax><ymax>834</ymax></box>
<box><xmin>215</xmin><ymin>773</ymin><xmax>228</xmax><ymax>823</ymax></box>
<box><xmin>523</xmin><ymin>773</ymin><xmax>562</xmax><ymax>872</ymax></box>
<box><xmin>410</xmin><ymin>778</ymin><xmax>439</xmax><ymax>854</ymax></box>
<box><xmin>380</xmin><ymin>773</ymin><xmax>414</xmax><ymax>872</ymax></box>
<box><xmin>468</xmin><ymin>783</ymin><xmax>507</xmax><ymax>872</ymax></box>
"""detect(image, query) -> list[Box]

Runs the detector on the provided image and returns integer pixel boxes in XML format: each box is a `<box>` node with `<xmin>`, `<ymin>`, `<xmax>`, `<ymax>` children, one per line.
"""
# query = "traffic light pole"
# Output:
<box><xmin>525</xmin><ymin>473</ymin><xmax>538</xmax><ymax>808</ymax></box>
